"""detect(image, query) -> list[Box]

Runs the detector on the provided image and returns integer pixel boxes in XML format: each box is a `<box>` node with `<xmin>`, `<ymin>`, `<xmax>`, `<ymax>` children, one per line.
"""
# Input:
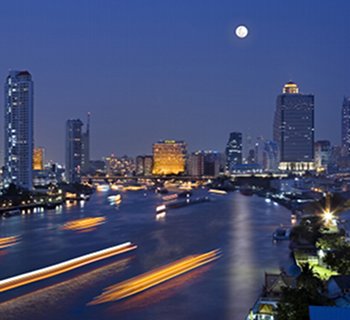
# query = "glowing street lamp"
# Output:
<box><xmin>322</xmin><ymin>210</ymin><xmax>334</xmax><ymax>225</ymax></box>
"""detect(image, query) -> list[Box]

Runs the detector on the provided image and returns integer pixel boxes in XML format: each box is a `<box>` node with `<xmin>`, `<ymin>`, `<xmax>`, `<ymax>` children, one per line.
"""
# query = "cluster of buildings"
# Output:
<box><xmin>2</xmin><ymin>70</ymin><xmax>350</xmax><ymax>191</ymax></box>
<box><xmin>225</xmin><ymin>81</ymin><xmax>338</xmax><ymax>175</ymax></box>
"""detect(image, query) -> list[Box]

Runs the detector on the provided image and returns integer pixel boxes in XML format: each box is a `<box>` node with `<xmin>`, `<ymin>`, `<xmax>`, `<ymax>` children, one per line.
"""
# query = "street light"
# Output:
<box><xmin>323</xmin><ymin>210</ymin><xmax>334</xmax><ymax>225</ymax></box>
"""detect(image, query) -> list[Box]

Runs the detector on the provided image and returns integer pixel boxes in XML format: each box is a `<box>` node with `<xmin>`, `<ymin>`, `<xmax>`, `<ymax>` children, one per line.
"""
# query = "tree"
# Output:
<box><xmin>276</xmin><ymin>287</ymin><xmax>311</xmax><ymax>320</ymax></box>
<box><xmin>276</xmin><ymin>263</ymin><xmax>332</xmax><ymax>320</ymax></box>
<box><xmin>297</xmin><ymin>263</ymin><xmax>324</xmax><ymax>295</ymax></box>
<box><xmin>324</xmin><ymin>243</ymin><xmax>350</xmax><ymax>274</ymax></box>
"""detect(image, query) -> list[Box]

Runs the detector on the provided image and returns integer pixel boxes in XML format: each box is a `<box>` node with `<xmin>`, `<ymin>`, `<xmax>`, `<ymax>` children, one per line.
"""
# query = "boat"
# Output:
<box><xmin>2</xmin><ymin>209</ymin><xmax>21</xmax><ymax>218</ymax></box>
<box><xmin>240</xmin><ymin>187</ymin><xmax>254</xmax><ymax>196</ymax></box>
<box><xmin>272</xmin><ymin>227</ymin><xmax>291</xmax><ymax>241</ymax></box>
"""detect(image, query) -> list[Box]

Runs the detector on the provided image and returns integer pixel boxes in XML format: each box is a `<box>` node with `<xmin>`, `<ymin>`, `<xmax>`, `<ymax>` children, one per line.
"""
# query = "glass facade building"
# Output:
<box><xmin>225</xmin><ymin>132</ymin><xmax>242</xmax><ymax>172</ymax></box>
<box><xmin>65</xmin><ymin>119</ymin><xmax>83</xmax><ymax>183</ymax></box>
<box><xmin>81</xmin><ymin>113</ymin><xmax>90</xmax><ymax>173</ymax></box>
<box><xmin>4</xmin><ymin>70</ymin><xmax>34</xmax><ymax>189</ymax></box>
<box><xmin>341</xmin><ymin>97</ymin><xmax>350</xmax><ymax>156</ymax></box>
<box><xmin>273</xmin><ymin>81</ymin><xmax>315</xmax><ymax>171</ymax></box>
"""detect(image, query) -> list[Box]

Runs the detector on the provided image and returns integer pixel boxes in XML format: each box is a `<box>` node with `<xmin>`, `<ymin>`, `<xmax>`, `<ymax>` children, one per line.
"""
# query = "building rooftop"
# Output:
<box><xmin>309</xmin><ymin>306</ymin><xmax>350</xmax><ymax>320</ymax></box>
<box><xmin>283</xmin><ymin>81</ymin><xmax>299</xmax><ymax>94</ymax></box>
<box><xmin>329</xmin><ymin>275</ymin><xmax>350</xmax><ymax>291</ymax></box>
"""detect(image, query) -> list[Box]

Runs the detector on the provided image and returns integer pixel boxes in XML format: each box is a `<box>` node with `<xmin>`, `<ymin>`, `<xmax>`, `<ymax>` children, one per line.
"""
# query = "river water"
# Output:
<box><xmin>0</xmin><ymin>189</ymin><xmax>293</xmax><ymax>320</ymax></box>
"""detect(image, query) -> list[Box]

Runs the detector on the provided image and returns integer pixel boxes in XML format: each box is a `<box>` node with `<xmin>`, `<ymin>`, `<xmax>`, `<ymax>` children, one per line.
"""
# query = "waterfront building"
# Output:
<box><xmin>65</xmin><ymin>119</ymin><xmax>83</xmax><ymax>183</ymax></box>
<box><xmin>188</xmin><ymin>151</ymin><xmax>220</xmax><ymax>177</ymax></box>
<box><xmin>225</xmin><ymin>132</ymin><xmax>242</xmax><ymax>172</ymax></box>
<box><xmin>105</xmin><ymin>154</ymin><xmax>135</xmax><ymax>177</ymax></box>
<box><xmin>273</xmin><ymin>81</ymin><xmax>315</xmax><ymax>172</ymax></box>
<box><xmin>135</xmin><ymin>156</ymin><xmax>144</xmax><ymax>176</ymax></box>
<box><xmin>263</xmin><ymin>141</ymin><xmax>279</xmax><ymax>171</ymax></box>
<box><xmin>152</xmin><ymin>140</ymin><xmax>187</xmax><ymax>175</ymax></box>
<box><xmin>105</xmin><ymin>154</ymin><xmax>118</xmax><ymax>177</ymax></box>
<box><xmin>4</xmin><ymin>70</ymin><xmax>34</xmax><ymax>189</ymax></box>
<box><xmin>33</xmin><ymin>162</ymin><xmax>64</xmax><ymax>187</ymax></box>
<box><xmin>33</xmin><ymin>147</ymin><xmax>44</xmax><ymax>171</ymax></box>
<box><xmin>88</xmin><ymin>160</ymin><xmax>106</xmax><ymax>175</ymax></box>
<box><xmin>136</xmin><ymin>155</ymin><xmax>153</xmax><ymax>176</ymax></box>
<box><xmin>314</xmin><ymin>140</ymin><xmax>331</xmax><ymax>172</ymax></box>
<box><xmin>81</xmin><ymin>113</ymin><xmax>90</xmax><ymax>173</ymax></box>
<box><xmin>144</xmin><ymin>156</ymin><xmax>153</xmax><ymax>176</ymax></box>
<box><xmin>254</xmin><ymin>136</ymin><xmax>265</xmax><ymax>167</ymax></box>
<box><xmin>246</xmin><ymin>149</ymin><xmax>256</xmax><ymax>164</ymax></box>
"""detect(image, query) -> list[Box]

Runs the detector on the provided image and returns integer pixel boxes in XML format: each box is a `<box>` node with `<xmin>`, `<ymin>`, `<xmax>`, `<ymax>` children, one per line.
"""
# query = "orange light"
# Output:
<box><xmin>0</xmin><ymin>242</ymin><xmax>137</xmax><ymax>293</ymax></box>
<box><xmin>62</xmin><ymin>217</ymin><xmax>106</xmax><ymax>231</ymax></box>
<box><xmin>0</xmin><ymin>236</ymin><xmax>19</xmax><ymax>249</ymax></box>
<box><xmin>89</xmin><ymin>249</ymin><xmax>221</xmax><ymax>305</ymax></box>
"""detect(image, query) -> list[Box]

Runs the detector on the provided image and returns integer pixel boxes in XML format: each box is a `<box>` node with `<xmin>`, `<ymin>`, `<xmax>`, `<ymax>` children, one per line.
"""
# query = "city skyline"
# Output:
<box><xmin>0</xmin><ymin>1</ymin><xmax>349</xmax><ymax>163</ymax></box>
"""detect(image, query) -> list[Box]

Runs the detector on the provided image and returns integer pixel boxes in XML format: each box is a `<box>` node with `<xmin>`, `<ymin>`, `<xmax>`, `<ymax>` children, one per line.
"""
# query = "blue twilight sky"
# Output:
<box><xmin>0</xmin><ymin>0</ymin><xmax>349</xmax><ymax>163</ymax></box>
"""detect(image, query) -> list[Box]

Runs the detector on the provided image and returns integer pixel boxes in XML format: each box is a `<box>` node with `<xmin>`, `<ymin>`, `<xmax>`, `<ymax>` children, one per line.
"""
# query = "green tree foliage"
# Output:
<box><xmin>316</xmin><ymin>232</ymin><xmax>346</xmax><ymax>251</ymax></box>
<box><xmin>276</xmin><ymin>264</ymin><xmax>332</xmax><ymax>320</ymax></box>
<box><xmin>324</xmin><ymin>243</ymin><xmax>350</xmax><ymax>274</ymax></box>
<box><xmin>290</xmin><ymin>217</ymin><xmax>323</xmax><ymax>245</ymax></box>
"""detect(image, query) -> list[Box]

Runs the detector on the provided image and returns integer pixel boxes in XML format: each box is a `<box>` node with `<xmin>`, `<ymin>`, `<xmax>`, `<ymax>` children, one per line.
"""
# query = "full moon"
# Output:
<box><xmin>235</xmin><ymin>25</ymin><xmax>248</xmax><ymax>39</ymax></box>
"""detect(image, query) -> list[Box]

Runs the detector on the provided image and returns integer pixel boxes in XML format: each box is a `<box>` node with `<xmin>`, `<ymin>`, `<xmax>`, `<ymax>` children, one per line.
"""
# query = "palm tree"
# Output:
<box><xmin>297</xmin><ymin>263</ymin><xmax>324</xmax><ymax>294</ymax></box>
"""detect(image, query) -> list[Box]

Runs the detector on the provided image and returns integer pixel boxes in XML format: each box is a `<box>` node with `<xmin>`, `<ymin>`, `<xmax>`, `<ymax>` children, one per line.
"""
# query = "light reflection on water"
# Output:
<box><xmin>229</xmin><ymin>193</ymin><xmax>256</xmax><ymax>318</ymax></box>
<box><xmin>106</xmin><ymin>263</ymin><xmax>213</xmax><ymax>314</ymax></box>
<box><xmin>0</xmin><ymin>257</ymin><xmax>132</xmax><ymax>320</ymax></box>
<box><xmin>0</xmin><ymin>190</ymin><xmax>293</xmax><ymax>320</ymax></box>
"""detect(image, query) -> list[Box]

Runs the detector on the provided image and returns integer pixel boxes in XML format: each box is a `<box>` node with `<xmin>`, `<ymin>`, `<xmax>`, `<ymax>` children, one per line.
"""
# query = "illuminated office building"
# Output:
<box><xmin>33</xmin><ymin>147</ymin><xmax>44</xmax><ymax>170</ymax></box>
<box><xmin>341</xmin><ymin>97</ymin><xmax>350</xmax><ymax>157</ymax></box>
<box><xmin>105</xmin><ymin>154</ymin><xmax>135</xmax><ymax>177</ymax></box>
<box><xmin>314</xmin><ymin>140</ymin><xmax>331</xmax><ymax>172</ymax></box>
<box><xmin>152</xmin><ymin>140</ymin><xmax>187</xmax><ymax>175</ymax></box>
<box><xmin>81</xmin><ymin>113</ymin><xmax>90</xmax><ymax>173</ymax></box>
<box><xmin>225</xmin><ymin>132</ymin><xmax>242</xmax><ymax>172</ymax></box>
<box><xmin>65</xmin><ymin>119</ymin><xmax>83</xmax><ymax>183</ymax></box>
<box><xmin>273</xmin><ymin>81</ymin><xmax>315</xmax><ymax>171</ymax></box>
<box><xmin>263</xmin><ymin>141</ymin><xmax>279</xmax><ymax>171</ymax></box>
<box><xmin>4</xmin><ymin>70</ymin><xmax>34</xmax><ymax>189</ymax></box>
<box><xmin>136</xmin><ymin>155</ymin><xmax>153</xmax><ymax>176</ymax></box>
<box><xmin>188</xmin><ymin>151</ymin><xmax>220</xmax><ymax>177</ymax></box>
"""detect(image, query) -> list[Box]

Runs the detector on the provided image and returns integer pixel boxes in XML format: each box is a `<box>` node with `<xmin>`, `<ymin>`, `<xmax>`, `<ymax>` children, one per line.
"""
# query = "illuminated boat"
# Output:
<box><xmin>0</xmin><ymin>242</ymin><xmax>137</xmax><ymax>293</ymax></box>
<box><xmin>89</xmin><ymin>249</ymin><xmax>221</xmax><ymax>305</ymax></box>
<box><xmin>0</xmin><ymin>236</ymin><xmax>19</xmax><ymax>249</ymax></box>
<box><xmin>96</xmin><ymin>184</ymin><xmax>110</xmax><ymax>192</ymax></box>
<box><xmin>2</xmin><ymin>209</ymin><xmax>21</xmax><ymax>218</ymax></box>
<box><xmin>208</xmin><ymin>189</ymin><xmax>227</xmax><ymax>195</ymax></box>
<box><xmin>62</xmin><ymin>217</ymin><xmax>106</xmax><ymax>231</ymax></box>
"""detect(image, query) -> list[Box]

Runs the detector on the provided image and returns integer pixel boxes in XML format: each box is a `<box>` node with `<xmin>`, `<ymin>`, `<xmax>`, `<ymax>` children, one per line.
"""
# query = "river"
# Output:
<box><xmin>0</xmin><ymin>189</ymin><xmax>293</xmax><ymax>320</ymax></box>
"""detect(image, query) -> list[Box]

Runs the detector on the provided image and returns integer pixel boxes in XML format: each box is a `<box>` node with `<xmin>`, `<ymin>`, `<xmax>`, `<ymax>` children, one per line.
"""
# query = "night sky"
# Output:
<box><xmin>0</xmin><ymin>0</ymin><xmax>349</xmax><ymax>163</ymax></box>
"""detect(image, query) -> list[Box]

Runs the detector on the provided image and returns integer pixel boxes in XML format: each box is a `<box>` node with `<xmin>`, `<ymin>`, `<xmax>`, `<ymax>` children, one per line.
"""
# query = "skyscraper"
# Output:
<box><xmin>273</xmin><ymin>81</ymin><xmax>315</xmax><ymax>171</ymax></box>
<box><xmin>225</xmin><ymin>132</ymin><xmax>242</xmax><ymax>172</ymax></box>
<box><xmin>4</xmin><ymin>70</ymin><xmax>34</xmax><ymax>189</ymax></box>
<box><xmin>341</xmin><ymin>97</ymin><xmax>350</xmax><ymax>156</ymax></box>
<box><xmin>65</xmin><ymin>119</ymin><xmax>83</xmax><ymax>183</ymax></box>
<box><xmin>81</xmin><ymin>113</ymin><xmax>90</xmax><ymax>173</ymax></box>
<box><xmin>152</xmin><ymin>140</ymin><xmax>187</xmax><ymax>175</ymax></box>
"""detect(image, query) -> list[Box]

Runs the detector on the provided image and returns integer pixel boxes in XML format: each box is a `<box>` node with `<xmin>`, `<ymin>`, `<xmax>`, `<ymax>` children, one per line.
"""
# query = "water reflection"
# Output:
<box><xmin>90</xmin><ymin>250</ymin><xmax>220</xmax><ymax>305</ymax></box>
<box><xmin>228</xmin><ymin>194</ymin><xmax>256</xmax><ymax>317</ymax></box>
<box><xmin>0</xmin><ymin>191</ymin><xmax>292</xmax><ymax>320</ymax></box>
<box><xmin>0</xmin><ymin>257</ymin><xmax>132</xmax><ymax>320</ymax></box>
<box><xmin>107</xmin><ymin>264</ymin><xmax>213</xmax><ymax>314</ymax></box>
